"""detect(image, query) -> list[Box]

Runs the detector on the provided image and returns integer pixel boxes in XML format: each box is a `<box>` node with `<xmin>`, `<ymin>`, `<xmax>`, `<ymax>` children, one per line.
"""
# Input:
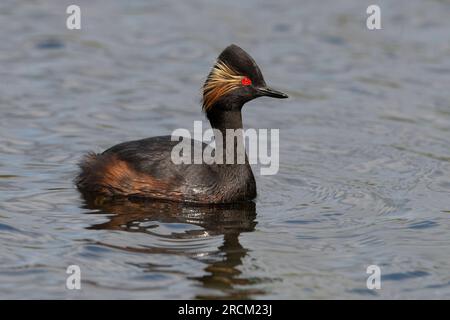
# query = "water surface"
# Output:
<box><xmin>1</xmin><ymin>0</ymin><xmax>450</xmax><ymax>299</ymax></box>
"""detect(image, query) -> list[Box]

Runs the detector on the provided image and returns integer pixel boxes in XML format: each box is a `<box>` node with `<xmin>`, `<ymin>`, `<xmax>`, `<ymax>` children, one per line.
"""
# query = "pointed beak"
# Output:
<box><xmin>257</xmin><ymin>87</ymin><xmax>289</xmax><ymax>99</ymax></box>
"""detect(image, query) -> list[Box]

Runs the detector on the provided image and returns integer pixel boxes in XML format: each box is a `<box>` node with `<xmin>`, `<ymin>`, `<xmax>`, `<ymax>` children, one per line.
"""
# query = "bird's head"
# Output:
<box><xmin>202</xmin><ymin>44</ymin><xmax>288</xmax><ymax>114</ymax></box>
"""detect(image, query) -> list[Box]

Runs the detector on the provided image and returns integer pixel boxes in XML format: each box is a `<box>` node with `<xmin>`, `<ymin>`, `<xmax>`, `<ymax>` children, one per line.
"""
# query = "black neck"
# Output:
<box><xmin>206</xmin><ymin>101</ymin><xmax>248</xmax><ymax>165</ymax></box>
<box><xmin>204</xmin><ymin>101</ymin><xmax>256</xmax><ymax>200</ymax></box>
<box><xmin>208</xmin><ymin>109</ymin><xmax>243</xmax><ymax>132</ymax></box>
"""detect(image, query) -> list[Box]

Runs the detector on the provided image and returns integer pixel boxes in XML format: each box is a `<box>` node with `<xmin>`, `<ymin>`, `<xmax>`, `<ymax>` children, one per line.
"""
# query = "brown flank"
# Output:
<box><xmin>76</xmin><ymin>153</ymin><xmax>184</xmax><ymax>200</ymax></box>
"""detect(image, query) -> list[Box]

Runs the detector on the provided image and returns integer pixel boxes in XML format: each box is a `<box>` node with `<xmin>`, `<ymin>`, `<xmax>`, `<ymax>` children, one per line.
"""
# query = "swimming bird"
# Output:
<box><xmin>76</xmin><ymin>44</ymin><xmax>288</xmax><ymax>203</ymax></box>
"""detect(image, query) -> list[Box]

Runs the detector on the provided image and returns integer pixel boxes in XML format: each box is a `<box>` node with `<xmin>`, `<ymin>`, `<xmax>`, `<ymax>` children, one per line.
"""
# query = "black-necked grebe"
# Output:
<box><xmin>76</xmin><ymin>44</ymin><xmax>288</xmax><ymax>203</ymax></box>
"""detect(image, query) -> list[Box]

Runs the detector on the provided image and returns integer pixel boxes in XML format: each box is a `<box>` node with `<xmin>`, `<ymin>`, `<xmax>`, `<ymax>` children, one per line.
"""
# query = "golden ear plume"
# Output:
<box><xmin>202</xmin><ymin>61</ymin><xmax>243</xmax><ymax>111</ymax></box>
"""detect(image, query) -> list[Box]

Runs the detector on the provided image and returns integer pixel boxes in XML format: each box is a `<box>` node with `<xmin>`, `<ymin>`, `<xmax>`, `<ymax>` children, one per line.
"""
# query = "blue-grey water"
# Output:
<box><xmin>1</xmin><ymin>0</ymin><xmax>450</xmax><ymax>299</ymax></box>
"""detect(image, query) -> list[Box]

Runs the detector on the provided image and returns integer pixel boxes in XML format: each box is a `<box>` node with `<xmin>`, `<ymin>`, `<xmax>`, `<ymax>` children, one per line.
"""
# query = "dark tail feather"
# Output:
<box><xmin>75</xmin><ymin>152</ymin><xmax>101</xmax><ymax>190</ymax></box>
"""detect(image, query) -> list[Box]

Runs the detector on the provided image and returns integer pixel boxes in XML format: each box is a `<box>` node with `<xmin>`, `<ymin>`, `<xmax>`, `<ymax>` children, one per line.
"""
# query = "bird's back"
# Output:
<box><xmin>76</xmin><ymin>136</ymin><xmax>256</xmax><ymax>203</ymax></box>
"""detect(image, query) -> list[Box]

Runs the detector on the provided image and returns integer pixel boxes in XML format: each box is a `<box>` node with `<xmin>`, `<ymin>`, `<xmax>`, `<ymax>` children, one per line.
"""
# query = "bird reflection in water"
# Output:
<box><xmin>81</xmin><ymin>194</ymin><xmax>265</xmax><ymax>299</ymax></box>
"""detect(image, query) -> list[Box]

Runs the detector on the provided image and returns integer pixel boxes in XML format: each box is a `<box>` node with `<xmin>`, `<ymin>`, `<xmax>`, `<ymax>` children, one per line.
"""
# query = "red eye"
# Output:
<box><xmin>241</xmin><ymin>77</ymin><xmax>252</xmax><ymax>86</ymax></box>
